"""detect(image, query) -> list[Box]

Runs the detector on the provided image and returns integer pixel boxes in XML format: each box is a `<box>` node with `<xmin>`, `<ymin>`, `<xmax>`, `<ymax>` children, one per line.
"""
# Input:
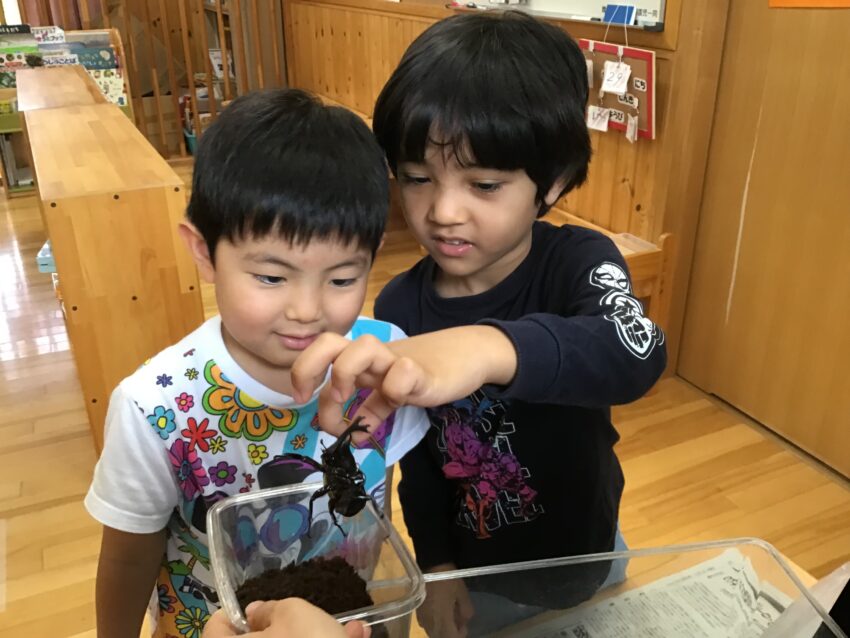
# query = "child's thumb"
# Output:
<box><xmin>343</xmin><ymin>620</ymin><xmax>371</xmax><ymax>638</ymax></box>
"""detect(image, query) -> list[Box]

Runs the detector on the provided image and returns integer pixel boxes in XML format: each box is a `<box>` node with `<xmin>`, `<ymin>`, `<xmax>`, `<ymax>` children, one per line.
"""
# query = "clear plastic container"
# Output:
<box><xmin>421</xmin><ymin>538</ymin><xmax>846</xmax><ymax>637</ymax></box>
<box><xmin>207</xmin><ymin>481</ymin><xmax>425</xmax><ymax>635</ymax></box>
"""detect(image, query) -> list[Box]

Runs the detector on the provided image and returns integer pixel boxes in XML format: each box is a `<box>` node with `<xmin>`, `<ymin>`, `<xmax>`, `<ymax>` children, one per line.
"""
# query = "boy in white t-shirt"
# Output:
<box><xmin>85</xmin><ymin>88</ymin><xmax>429</xmax><ymax>638</ymax></box>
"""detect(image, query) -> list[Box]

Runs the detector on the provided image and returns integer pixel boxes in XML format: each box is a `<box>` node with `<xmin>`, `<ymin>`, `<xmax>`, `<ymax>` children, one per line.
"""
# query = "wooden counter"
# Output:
<box><xmin>27</xmin><ymin>103</ymin><xmax>182</xmax><ymax>199</ymax></box>
<box><xmin>25</xmin><ymin>100</ymin><xmax>203</xmax><ymax>451</ymax></box>
<box><xmin>16</xmin><ymin>66</ymin><xmax>107</xmax><ymax>112</ymax></box>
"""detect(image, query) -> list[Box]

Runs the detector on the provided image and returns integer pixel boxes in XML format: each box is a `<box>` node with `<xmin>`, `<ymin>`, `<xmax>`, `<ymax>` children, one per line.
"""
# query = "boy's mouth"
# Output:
<box><xmin>434</xmin><ymin>236</ymin><xmax>473</xmax><ymax>258</ymax></box>
<box><xmin>276</xmin><ymin>333</ymin><xmax>319</xmax><ymax>351</ymax></box>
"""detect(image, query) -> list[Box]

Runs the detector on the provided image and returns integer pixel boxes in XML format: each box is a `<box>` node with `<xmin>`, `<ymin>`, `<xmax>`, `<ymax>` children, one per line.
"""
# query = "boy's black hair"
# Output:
<box><xmin>188</xmin><ymin>88</ymin><xmax>389</xmax><ymax>259</ymax></box>
<box><xmin>373</xmin><ymin>11</ymin><xmax>591</xmax><ymax>216</ymax></box>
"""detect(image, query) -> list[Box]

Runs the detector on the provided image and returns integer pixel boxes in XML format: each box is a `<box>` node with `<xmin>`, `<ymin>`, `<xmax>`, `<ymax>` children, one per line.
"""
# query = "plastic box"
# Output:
<box><xmin>207</xmin><ymin>481</ymin><xmax>425</xmax><ymax>635</ymax></box>
<box><xmin>37</xmin><ymin>240</ymin><xmax>55</xmax><ymax>274</ymax></box>
<box><xmin>426</xmin><ymin>538</ymin><xmax>846</xmax><ymax>637</ymax></box>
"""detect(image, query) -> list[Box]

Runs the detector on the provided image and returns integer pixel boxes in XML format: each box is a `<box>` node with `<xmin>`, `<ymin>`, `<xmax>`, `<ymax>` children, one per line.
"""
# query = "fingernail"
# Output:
<box><xmin>246</xmin><ymin>600</ymin><xmax>264</xmax><ymax>615</ymax></box>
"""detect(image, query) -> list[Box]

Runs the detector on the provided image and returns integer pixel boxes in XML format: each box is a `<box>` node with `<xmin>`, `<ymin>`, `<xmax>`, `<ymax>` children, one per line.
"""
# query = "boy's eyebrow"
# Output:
<box><xmin>244</xmin><ymin>252</ymin><xmax>368</xmax><ymax>271</ymax></box>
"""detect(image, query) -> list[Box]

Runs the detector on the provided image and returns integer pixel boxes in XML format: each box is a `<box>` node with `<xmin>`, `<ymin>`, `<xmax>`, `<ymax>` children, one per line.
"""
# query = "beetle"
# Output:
<box><xmin>282</xmin><ymin>417</ymin><xmax>382</xmax><ymax>536</ymax></box>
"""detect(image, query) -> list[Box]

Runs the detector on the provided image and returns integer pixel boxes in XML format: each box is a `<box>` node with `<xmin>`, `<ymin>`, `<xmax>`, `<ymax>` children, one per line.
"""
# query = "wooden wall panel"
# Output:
<box><xmin>286</xmin><ymin>1</ymin><xmax>435</xmax><ymax>118</ymax></box>
<box><xmin>283</xmin><ymin>1</ymin><xmax>697</xmax><ymax>246</ymax></box>
<box><xmin>680</xmin><ymin>2</ymin><xmax>850</xmax><ymax>477</ymax></box>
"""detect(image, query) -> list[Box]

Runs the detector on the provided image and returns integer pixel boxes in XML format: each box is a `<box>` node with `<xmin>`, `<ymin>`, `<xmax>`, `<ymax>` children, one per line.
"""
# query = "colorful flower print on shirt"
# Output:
<box><xmin>181</xmin><ymin>417</ymin><xmax>215</xmax><ymax>453</ymax></box>
<box><xmin>158</xmin><ymin>583</ymin><xmax>177</xmax><ymax>613</ymax></box>
<box><xmin>174</xmin><ymin>606</ymin><xmax>209</xmax><ymax>638</ymax></box>
<box><xmin>208</xmin><ymin>435</ymin><xmax>227</xmax><ymax>454</ymax></box>
<box><xmin>148</xmin><ymin>406</ymin><xmax>177</xmax><ymax>440</ymax></box>
<box><xmin>208</xmin><ymin>461</ymin><xmax>237</xmax><ymax>487</ymax></box>
<box><xmin>247</xmin><ymin>444</ymin><xmax>268</xmax><ymax>466</ymax></box>
<box><xmin>168</xmin><ymin>439</ymin><xmax>210</xmax><ymax>500</ymax></box>
<box><xmin>201</xmin><ymin>361</ymin><xmax>297</xmax><ymax>441</ymax></box>
<box><xmin>176</xmin><ymin>392</ymin><xmax>194</xmax><ymax>412</ymax></box>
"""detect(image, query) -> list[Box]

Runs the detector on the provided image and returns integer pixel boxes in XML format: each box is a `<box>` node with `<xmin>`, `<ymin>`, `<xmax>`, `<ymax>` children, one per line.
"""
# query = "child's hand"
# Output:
<box><xmin>291</xmin><ymin>326</ymin><xmax>517</xmax><ymax>436</ymax></box>
<box><xmin>417</xmin><ymin>564</ymin><xmax>475</xmax><ymax>638</ymax></box>
<box><xmin>203</xmin><ymin>599</ymin><xmax>371</xmax><ymax>637</ymax></box>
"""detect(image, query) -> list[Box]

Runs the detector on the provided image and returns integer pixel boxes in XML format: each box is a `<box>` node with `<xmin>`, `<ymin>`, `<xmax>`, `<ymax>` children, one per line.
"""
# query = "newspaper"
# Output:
<box><xmin>510</xmin><ymin>549</ymin><xmax>792</xmax><ymax>638</ymax></box>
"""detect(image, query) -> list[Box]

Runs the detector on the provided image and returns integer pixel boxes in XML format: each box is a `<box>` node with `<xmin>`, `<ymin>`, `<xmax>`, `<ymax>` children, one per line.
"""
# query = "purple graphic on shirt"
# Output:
<box><xmin>345</xmin><ymin>388</ymin><xmax>394</xmax><ymax>453</ymax></box>
<box><xmin>431</xmin><ymin>393</ymin><xmax>540</xmax><ymax>539</ymax></box>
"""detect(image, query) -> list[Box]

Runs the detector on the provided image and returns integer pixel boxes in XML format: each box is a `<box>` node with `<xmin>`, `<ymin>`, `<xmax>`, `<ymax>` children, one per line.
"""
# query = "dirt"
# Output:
<box><xmin>235</xmin><ymin>556</ymin><xmax>374</xmax><ymax>616</ymax></box>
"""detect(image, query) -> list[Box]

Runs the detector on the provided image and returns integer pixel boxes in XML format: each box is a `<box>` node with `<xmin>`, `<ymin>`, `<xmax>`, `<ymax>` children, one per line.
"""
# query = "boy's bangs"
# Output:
<box><xmin>396</xmin><ymin>79</ymin><xmax>540</xmax><ymax>173</ymax></box>
<box><xmin>232</xmin><ymin>194</ymin><xmax>377</xmax><ymax>254</ymax></box>
<box><xmin>221</xmin><ymin>149</ymin><xmax>384</xmax><ymax>253</ymax></box>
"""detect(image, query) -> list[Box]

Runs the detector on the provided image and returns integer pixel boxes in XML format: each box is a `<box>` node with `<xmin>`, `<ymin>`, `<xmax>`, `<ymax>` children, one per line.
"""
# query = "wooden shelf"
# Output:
<box><xmin>26</xmin><ymin>103</ymin><xmax>182</xmax><ymax>200</ymax></box>
<box><xmin>24</xmin><ymin>94</ymin><xmax>203</xmax><ymax>450</ymax></box>
<box><xmin>16</xmin><ymin>66</ymin><xmax>107</xmax><ymax>112</ymax></box>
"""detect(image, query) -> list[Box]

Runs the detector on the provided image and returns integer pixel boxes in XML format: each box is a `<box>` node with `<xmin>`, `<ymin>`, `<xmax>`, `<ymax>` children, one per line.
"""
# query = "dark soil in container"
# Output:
<box><xmin>236</xmin><ymin>556</ymin><xmax>373</xmax><ymax>616</ymax></box>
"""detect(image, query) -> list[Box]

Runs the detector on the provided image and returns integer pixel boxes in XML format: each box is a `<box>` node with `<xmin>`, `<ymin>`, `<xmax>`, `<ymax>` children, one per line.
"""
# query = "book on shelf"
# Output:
<box><xmin>0</xmin><ymin>133</ymin><xmax>17</xmax><ymax>186</ymax></box>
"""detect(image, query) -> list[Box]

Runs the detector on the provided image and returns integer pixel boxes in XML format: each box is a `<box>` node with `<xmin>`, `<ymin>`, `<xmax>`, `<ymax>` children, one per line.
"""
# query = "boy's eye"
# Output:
<box><xmin>473</xmin><ymin>181</ymin><xmax>503</xmax><ymax>193</ymax></box>
<box><xmin>331</xmin><ymin>278</ymin><xmax>358</xmax><ymax>288</ymax></box>
<box><xmin>254</xmin><ymin>274</ymin><xmax>284</xmax><ymax>285</ymax></box>
<box><xmin>400</xmin><ymin>173</ymin><xmax>430</xmax><ymax>186</ymax></box>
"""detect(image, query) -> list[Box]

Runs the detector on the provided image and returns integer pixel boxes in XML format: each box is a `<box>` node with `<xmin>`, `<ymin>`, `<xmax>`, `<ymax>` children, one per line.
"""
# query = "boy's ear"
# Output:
<box><xmin>178</xmin><ymin>221</ymin><xmax>216</xmax><ymax>284</ymax></box>
<box><xmin>543</xmin><ymin>175</ymin><xmax>570</xmax><ymax>207</ymax></box>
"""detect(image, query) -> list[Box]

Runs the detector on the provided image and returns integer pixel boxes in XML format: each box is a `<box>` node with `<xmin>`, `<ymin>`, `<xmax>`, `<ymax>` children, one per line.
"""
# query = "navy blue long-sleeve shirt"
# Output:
<box><xmin>375</xmin><ymin>221</ymin><xmax>666</xmax><ymax>576</ymax></box>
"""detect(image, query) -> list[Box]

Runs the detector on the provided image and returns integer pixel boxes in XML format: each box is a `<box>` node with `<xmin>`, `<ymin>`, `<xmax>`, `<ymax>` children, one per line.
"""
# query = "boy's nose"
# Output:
<box><xmin>284</xmin><ymin>288</ymin><xmax>322</xmax><ymax>324</ymax></box>
<box><xmin>428</xmin><ymin>189</ymin><xmax>467</xmax><ymax>226</ymax></box>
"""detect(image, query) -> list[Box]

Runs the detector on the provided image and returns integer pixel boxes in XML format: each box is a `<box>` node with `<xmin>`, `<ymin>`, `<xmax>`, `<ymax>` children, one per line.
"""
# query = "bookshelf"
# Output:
<box><xmin>0</xmin><ymin>26</ymin><xmax>134</xmax><ymax>198</ymax></box>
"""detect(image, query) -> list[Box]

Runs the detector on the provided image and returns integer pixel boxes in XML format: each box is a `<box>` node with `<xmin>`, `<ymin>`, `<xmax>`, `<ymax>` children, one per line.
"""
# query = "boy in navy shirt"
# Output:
<box><xmin>294</xmin><ymin>12</ymin><xmax>666</xmax><ymax>636</ymax></box>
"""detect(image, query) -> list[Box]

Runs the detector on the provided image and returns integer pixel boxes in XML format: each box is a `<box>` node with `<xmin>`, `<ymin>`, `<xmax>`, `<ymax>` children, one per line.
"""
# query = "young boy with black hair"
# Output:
<box><xmin>85</xmin><ymin>89</ymin><xmax>428</xmax><ymax>638</ymax></box>
<box><xmin>292</xmin><ymin>11</ymin><xmax>667</xmax><ymax>636</ymax></box>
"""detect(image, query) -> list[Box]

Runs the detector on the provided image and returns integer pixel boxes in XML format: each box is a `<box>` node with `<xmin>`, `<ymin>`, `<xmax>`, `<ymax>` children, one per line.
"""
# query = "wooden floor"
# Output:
<box><xmin>0</xmin><ymin>165</ymin><xmax>848</xmax><ymax>637</ymax></box>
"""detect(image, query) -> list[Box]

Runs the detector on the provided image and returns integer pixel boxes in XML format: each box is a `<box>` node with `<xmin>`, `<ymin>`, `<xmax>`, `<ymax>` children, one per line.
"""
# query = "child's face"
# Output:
<box><xmin>398</xmin><ymin>144</ymin><xmax>562</xmax><ymax>296</ymax></box>
<box><xmin>208</xmin><ymin>234</ymin><xmax>372</xmax><ymax>389</ymax></box>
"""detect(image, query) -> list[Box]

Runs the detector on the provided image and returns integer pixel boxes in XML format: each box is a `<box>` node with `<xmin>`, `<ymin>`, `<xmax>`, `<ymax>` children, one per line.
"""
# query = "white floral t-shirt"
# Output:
<box><xmin>85</xmin><ymin>315</ymin><xmax>428</xmax><ymax>638</ymax></box>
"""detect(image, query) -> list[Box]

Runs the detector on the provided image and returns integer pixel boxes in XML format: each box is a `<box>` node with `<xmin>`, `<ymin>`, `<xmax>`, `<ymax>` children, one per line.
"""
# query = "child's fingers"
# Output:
<box><xmin>380</xmin><ymin>357</ymin><xmax>433</xmax><ymax>406</ymax></box>
<box><xmin>331</xmin><ymin>358</ymin><xmax>424</xmax><ymax>434</ymax></box>
<box><xmin>244</xmin><ymin>599</ymin><xmax>284</xmax><ymax>630</ymax></box>
<box><xmin>316</xmin><ymin>388</ymin><xmax>347</xmax><ymax>436</ymax></box>
<box><xmin>246</xmin><ymin>598</ymin><xmax>348</xmax><ymax>636</ymax></box>
<box><xmin>350</xmin><ymin>392</ymin><xmax>398</xmax><ymax>432</ymax></box>
<box><xmin>316</xmin><ymin>384</ymin><xmax>395</xmax><ymax>443</ymax></box>
<box><xmin>291</xmin><ymin>333</ymin><xmax>351</xmax><ymax>403</ymax></box>
<box><xmin>456</xmin><ymin>584</ymin><xmax>475</xmax><ymax>623</ymax></box>
<box><xmin>342</xmin><ymin>620</ymin><xmax>371</xmax><ymax>638</ymax></box>
<box><xmin>328</xmin><ymin>334</ymin><xmax>397</xmax><ymax>402</ymax></box>
<box><xmin>200</xmin><ymin>609</ymin><xmax>238</xmax><ymax>637</ymax></box>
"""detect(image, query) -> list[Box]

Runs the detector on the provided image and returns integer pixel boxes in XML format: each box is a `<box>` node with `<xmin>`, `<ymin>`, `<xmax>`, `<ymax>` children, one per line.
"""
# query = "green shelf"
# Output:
<box><xmin>0</xmin><ymin>111</ymin><xmax>21</xmax><ymax>134</ymax></box>
<box><xmin>0</xmin><ymin>105</ymin><xmax>129</xmax><ymax>134</ymax></box>
<box><xmin>7</xmin><ymin>183</ymin><xmax>35</xmax><ymax>194</ymax></box>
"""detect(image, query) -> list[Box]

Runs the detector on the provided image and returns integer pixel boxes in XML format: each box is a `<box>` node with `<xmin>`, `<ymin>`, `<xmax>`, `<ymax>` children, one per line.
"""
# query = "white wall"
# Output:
<box><xmin>2</xmin><ymin>0</ymin><xmax>22</xmax><ymax>24</ymax></box>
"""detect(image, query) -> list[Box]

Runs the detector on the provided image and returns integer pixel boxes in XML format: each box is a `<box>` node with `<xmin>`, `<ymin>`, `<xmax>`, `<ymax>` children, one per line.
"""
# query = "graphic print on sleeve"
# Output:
<box><xmin>589</xmin><ymin>261</ymin><xmax>664</xmax><ymax>360</ymax></box>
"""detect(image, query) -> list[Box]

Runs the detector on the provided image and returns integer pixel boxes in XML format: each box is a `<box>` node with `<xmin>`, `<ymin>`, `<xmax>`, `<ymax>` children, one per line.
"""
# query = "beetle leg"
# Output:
<box><xmin>306</xmin><ymin>485</ymin><xmax>330</xmax><ymax>538</ymax></box>
<box><xmin>328</xmin><ymin>503</ymin><xmax>348</xmax><ymax>537</ymax></box>
<box><xmin>369</xmin><ymin>494</ymin><xmax>385</xmax><ymax>520</ymax></box>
